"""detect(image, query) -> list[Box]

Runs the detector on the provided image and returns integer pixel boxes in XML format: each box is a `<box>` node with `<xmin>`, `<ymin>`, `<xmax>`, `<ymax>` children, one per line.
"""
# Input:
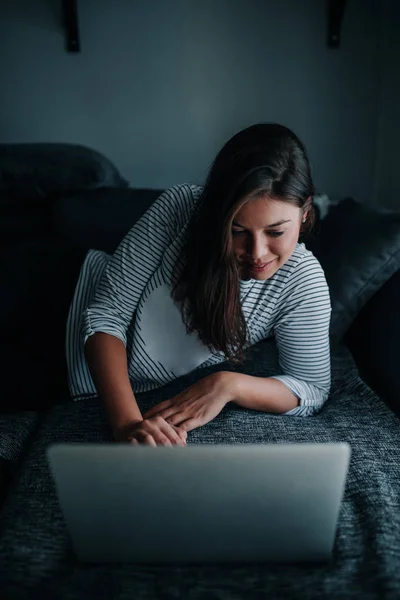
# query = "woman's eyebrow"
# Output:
<box><xmin>232</xmin><ymin>219</ymin><xmax>291</xmax><ymax>228</ymax></box>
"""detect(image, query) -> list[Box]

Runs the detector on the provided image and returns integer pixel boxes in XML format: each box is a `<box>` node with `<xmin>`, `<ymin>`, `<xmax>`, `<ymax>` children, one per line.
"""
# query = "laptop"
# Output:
<box><xmin>47</xmin><ymin>442</ymin><xmax>350</xmax><ymax>564</ymax></box>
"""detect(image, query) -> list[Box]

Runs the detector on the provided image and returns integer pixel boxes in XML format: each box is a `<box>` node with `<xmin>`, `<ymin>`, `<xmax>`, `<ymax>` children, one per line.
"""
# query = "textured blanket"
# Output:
<box><xmin>0</xmin><ymin>411</ymin><xmax>39</xmax><ymax>466</ymax></box>
<box><xmin>1</xmin><ymin>340</ymin><xmax>400</xmax><ymax>600</ymax></box>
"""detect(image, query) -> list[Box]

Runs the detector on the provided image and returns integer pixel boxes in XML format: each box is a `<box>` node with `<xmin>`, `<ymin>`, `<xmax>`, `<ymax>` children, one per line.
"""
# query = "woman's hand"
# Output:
<box><xmin>142</xmin><ymin>372</ymin><xmax>235</xmax><ymax>432</ymax></box>
<box><xmin>113</xmin><ymin>416</ymin><xmax>187</xmax><ymax>447</ymax></box>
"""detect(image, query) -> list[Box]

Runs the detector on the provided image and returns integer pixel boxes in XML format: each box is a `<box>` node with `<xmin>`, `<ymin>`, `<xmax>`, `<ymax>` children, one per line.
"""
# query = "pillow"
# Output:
<box><xmin>346</xmin><ymin>269</ymin><xmax>400</xmax><ymax>415</ymax></box>
<box><xmin>307</xmin><ymin>198</ymin><xmax>400</xmax><ymax>342</ymax></box>
<box><xmin>312</xmin><ymin>193</ymin><xmax>334</xmax><ymax>220</ymax></box>
<box><xmin>0</xmin><ymin>143</ymin><xmax>128</xmax><ymax>203</ymax></box>
<box><xmin>54</xmin><ymin>187</ymin><xmax>164</xmax><ymax>254</ymax></box>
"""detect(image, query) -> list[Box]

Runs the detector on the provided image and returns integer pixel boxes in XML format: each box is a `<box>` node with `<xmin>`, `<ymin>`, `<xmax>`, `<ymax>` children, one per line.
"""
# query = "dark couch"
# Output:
<box><xmin>1</xmin><ymin>144</ymin><xmax>400</xmax><ymax>599</ymax></box>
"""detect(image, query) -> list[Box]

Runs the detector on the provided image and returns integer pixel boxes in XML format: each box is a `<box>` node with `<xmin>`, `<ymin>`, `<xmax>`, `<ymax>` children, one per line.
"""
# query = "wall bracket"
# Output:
<box><xmin>62</xmin><ymin>0</ymin><xmax>80</xmax><ymax>52</ymax></box>
<box><xmin>328</xmin><ymin>0</ymin><xmax>347</xmax><ymax>48</ymax></box>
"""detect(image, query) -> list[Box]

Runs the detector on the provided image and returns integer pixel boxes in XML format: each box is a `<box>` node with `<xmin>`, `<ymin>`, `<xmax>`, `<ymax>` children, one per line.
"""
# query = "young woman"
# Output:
<box><xmin>66</xmin><ymin>123</ymin><xmax>331</xmax><ymax>447</ymax></box>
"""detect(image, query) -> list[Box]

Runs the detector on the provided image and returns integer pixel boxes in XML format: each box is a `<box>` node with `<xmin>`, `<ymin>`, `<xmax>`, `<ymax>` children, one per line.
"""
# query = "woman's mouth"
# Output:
<box><xmin>248</xmin><ymin>259</ymin><xmax>276</xmax><ymax>273</ymax></box>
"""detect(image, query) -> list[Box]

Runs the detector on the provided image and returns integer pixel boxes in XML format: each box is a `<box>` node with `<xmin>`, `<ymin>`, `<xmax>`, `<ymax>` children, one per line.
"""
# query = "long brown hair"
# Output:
<box><xmin>172</xmin><ymin>123</ymin><xmax>315</xmax><ymax>363</ymax></box>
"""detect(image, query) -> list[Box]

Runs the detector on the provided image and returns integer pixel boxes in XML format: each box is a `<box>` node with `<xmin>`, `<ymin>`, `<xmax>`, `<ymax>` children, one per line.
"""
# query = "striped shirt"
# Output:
<box><xmin>66</xmin><ymin>184</ymin><xmax>331</xmax><ymax>417</ymax></box>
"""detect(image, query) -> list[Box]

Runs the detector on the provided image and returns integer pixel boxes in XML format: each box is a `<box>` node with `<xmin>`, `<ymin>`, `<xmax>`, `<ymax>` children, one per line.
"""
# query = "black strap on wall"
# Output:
<box><xmin>328</xmin><ymin>0</ymin><xmax>347</xmax><ymax>48</ymax></box>
<box><xmin>62</xmin><ymin>0</ymin><xmax>80</xmax><ymax>53</ymax></box>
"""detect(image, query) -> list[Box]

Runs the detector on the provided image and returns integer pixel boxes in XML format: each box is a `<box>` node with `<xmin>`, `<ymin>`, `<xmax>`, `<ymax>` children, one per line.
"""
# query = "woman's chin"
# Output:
<box><xmin>241</xmin><ymin>259</ymin><xmax>279</xmax><ymax>280</ymax></box>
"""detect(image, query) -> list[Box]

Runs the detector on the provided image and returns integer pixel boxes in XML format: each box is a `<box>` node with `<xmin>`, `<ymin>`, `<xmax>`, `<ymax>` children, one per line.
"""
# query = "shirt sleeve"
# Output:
<box><xmin>271</xmin><ymin>253</ymin><xmax>332</xmax><ymax>417</ymax></box>
<box><xmin>81</xmin><ymin>184</ymin><xmax>200</xmax><ymax>346</ymax></box>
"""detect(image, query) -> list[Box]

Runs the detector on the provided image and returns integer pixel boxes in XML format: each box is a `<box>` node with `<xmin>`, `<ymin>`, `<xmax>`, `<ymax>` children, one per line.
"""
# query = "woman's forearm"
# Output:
<box><xmin>85</xmin><ymin>332</ymin><xmax>143</xmax><ymax>433</ymax></box>
<box><xmin>228</xmin><ymin>373</ymin><xmax>299</xmax><ymax>413</ymax></box>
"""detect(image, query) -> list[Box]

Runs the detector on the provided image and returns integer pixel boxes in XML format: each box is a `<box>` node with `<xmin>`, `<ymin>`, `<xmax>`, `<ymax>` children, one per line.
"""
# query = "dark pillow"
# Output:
<box><xmin>345</xmin><ymin>269</ymin><xmax>400</xmax><ymax>415</ymax></box>
<box><xmin>307</xmin><ymin>198</ymin><xmax>400</xmax><ymax>342</ymax></box>
<box><xmin>0</xmin><ymin>143</ymin><xmax>128</xmax><ymax>203</ymax></box>
<box><xmin>53</xmin><ymin>187</ymin><xmax>164</xmax><ymax>254</ymax></box>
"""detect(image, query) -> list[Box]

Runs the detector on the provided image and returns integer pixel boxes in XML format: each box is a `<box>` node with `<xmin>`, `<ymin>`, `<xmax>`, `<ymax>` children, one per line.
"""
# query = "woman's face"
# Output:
<box><xmin>232</xmin><ymin>195</ymin><xmax>305</xmax><ymax>281</ymax></box>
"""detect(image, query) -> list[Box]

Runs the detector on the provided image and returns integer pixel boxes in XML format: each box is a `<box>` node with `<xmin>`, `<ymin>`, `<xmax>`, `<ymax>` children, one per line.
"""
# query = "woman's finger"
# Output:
<box><xmin>141</xmin><ymin>433</ymin><xmax>157</xmax><ymax>447</ymax></box>
<box><xmin>166</xmin><ymin>412</ymin><xmax>186</xmax><ymax>426</ymax></box>
<box><xmin>154</xmin><ymin>407</ymin><xmax>180</xmax><ymax>421</ymax></box>
<box><xmin>161</xmin><ymin>422</ymin><xmax>186</xmax><ymax>446</ymax></box>
<box><xmin>143</xmin><ymin>399</ymin><xmax>172</xmax><ymax>418</ymax></box>
<box><xmin>155</xmin><ymin>433</ymin><xmax>173</xmax><ymax>447</ymax></box>
<box><xmin>170</xmin><ymin>423</ymin><xmax>187</xmax><ymax>443</ymax></box>
<box><xmin>177</xmin><ymin>428</ymin><xmax>187</xmax><ymax>443</ymax></box>
<box><xmin>178</xmin><ymin>418</ymin><xmax>198</xmax><ymax>433</ymax></box>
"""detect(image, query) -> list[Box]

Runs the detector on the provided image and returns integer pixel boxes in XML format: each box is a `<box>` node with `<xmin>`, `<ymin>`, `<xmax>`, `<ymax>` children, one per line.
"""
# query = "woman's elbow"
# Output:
<box><xmin>283</xmin><ymin>382</ymin><xmax>330</xmax><ymax>417</ymax></box>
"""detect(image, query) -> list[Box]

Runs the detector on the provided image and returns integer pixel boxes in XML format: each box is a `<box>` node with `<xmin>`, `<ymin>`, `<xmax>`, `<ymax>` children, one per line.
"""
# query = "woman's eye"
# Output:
<box><xmin>232</xmin><ymin>230</ymin><xmax>284</xmax><ymax>238</ymax></box>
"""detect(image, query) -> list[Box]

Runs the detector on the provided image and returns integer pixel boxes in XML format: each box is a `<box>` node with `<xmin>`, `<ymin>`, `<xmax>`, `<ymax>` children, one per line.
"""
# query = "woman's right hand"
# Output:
<box><xmin>113</xmin><ymin>416</ymin><xmax>187</xmax><ymax>447</ymax></box>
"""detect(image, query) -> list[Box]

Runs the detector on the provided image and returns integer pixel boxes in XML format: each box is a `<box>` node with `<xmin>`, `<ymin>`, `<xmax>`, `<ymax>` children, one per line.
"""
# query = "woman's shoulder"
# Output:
<box><xmin>150</xmin><ymin>184</ymin><xmax>203</xmax><ymax>231</ymax></box>
<box><xmin>158</xmin><ymin>184</ymin><xmax>203</xmax><ymax>209</ymax></box>
<box><xmin>278</xmin><ymin>243</ymin><xmax>329</xmax><ymax>296</ymax></box>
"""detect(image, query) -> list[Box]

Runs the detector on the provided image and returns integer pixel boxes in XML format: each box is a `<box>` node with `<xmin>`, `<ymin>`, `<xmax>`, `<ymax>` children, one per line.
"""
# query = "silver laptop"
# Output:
<box><xmin>47</xmin><ymin>442</ymin><xmax>350</xmax><ymax>564</ymax></box>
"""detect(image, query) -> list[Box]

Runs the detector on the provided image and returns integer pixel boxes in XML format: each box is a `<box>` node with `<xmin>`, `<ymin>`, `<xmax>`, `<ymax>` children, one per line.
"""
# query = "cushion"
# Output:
<box><xmin>54</xmin><ymin>187</ymin><xmax>163</xmax><ymax>254</ymax></box>
<box><xmin>307</xmin><ymin>198</ymin><xmax>400</xmax><ymax>342</ymax></box>
<box><xmin>346</xmin><ymin>268</ymin><xmax>400</xmax><ymax>413</ymax></box>
<box><xmin>0</xmin><ymin>143</ymin><xmax>128</xmax><ymax>203</ymax></box>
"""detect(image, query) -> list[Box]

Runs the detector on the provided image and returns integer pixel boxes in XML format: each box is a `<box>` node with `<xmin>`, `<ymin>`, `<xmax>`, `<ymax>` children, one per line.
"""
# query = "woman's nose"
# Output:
<box><xmin>249</xmin><ymin>235</ymin><xmax>267</xmax><ymax>260</ymax></box>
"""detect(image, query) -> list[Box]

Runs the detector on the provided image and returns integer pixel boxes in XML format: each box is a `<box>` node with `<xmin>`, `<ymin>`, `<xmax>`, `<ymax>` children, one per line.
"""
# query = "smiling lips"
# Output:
<box><xmin>248</xmin><ymin>259</ymin><xmax>276</xmax><ymax>271</ymax></box>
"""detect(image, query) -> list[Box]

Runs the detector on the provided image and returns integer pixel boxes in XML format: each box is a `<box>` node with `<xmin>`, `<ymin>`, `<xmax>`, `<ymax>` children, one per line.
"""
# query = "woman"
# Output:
<box><xmin>66</xmin><ymin>123</ymin><xmax>331</xmax><ymax>447</ymax></box>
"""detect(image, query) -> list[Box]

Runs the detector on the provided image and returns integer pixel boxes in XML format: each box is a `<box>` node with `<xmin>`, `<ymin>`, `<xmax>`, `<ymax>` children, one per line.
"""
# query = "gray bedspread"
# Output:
<box><xmin>1</xmin><ymin>340</ymin><xmax>400</xmax><ymax>600</ymax></box>
<box><xmin>0</xmin><ymin>411</ymin><xmax>40</xmax><ymax>466</ymax></box>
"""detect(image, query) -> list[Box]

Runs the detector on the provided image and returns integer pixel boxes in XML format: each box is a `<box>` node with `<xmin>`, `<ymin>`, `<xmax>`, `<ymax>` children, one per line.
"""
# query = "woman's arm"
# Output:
<box><xmin>228</xmin><ymin>373</ymin><xmax>299</xmax><ymax>413</ymax></box>
<box><xmin>266</xmin><ymin>254</ymin><xmax>332</xmax><ymax>416</ymax></box>
<box><xmin>81</xmin><ymin>185</ymin><xmax>201</xmax><ymax>346</ymax></box>
<box><xmin>85</xmin><ymin>333</ymin><xmax>142</xmax><ymax>436</ymax></box>
<box><xmin>85</xmin><ymin>332</ymin><xmax>187</xmax><ymax>446</ymax></box>
<box><xmin>78</xmin><ymin>185</ymin><xmax>201</xmax><ymax>437</ymax></box>
<box><xmin>229</xmin><ymin>255</ymin><xmax>331</xmax><ymax>417</ymax></box>
<box><xmin>141</xmin><ymin>370</ymin><xmax>299</xmax><ymax>430</ymax></box>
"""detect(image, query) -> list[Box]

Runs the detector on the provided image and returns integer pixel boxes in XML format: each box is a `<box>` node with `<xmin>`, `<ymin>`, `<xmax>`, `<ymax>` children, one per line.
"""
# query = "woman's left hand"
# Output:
<box><xmin>142</xmin><ymin>371</ymin><xmax>236</xmax><ymax>432</ymax></box>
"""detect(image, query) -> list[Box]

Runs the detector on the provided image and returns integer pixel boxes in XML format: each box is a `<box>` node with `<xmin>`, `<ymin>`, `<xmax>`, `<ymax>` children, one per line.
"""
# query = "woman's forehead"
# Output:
<box><xmin>234</xmin><ymin>195</ymin><xmax>299</xmax><ymax>222</ymax></box>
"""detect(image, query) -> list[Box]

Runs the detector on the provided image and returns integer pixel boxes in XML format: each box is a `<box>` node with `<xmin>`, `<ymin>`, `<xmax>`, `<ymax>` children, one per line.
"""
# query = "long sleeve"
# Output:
<box><xmin>271</xmin><ymin>253</ymin><xmax>332</xmax><ymax>417</ymax></box>
<box><xmin>81</xmin><ymin>184</ymin><xmax>200</xmax><ymax>346</ymax></box>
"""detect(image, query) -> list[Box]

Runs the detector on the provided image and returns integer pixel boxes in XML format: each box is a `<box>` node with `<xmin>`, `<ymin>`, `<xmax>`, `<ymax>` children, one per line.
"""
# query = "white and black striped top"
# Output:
<box><xmin>66</xmin><ymin>184</ymin><xmax>331</xmax><ymax>417</ymax></box>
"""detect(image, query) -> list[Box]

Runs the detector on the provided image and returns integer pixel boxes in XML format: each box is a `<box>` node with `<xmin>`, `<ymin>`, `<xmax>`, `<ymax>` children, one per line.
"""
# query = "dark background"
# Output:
<box><xmin>0</xmin><ymin>0</ymin><xmax>398</xmax><ymax>208</ymax></box>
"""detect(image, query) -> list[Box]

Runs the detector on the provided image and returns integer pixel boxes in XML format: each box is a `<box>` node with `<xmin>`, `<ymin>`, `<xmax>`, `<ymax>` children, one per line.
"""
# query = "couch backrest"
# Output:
<box><xmin>53</xmin><ymin>187</ymin><xmax>164</xmax><ymax>255</ymax></box>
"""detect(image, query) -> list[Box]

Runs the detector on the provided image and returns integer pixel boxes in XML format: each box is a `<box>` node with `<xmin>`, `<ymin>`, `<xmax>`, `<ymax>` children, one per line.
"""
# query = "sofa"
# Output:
<box><xmin>0</xmin><ymin>143</ymin><xmax>400</xmax><ymax>599</ymax></box>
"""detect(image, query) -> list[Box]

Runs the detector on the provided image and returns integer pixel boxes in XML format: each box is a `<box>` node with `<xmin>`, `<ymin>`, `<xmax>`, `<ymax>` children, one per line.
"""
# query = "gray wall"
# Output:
<box><xmin>374</xmin><ymin>0</ymin><xmax>400</xmax><ymax>209</ymax></box>
<box><xmin>0</xmin><ymin>0</ymin><xmax>382</xmax><ymax>203</ymax></box>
